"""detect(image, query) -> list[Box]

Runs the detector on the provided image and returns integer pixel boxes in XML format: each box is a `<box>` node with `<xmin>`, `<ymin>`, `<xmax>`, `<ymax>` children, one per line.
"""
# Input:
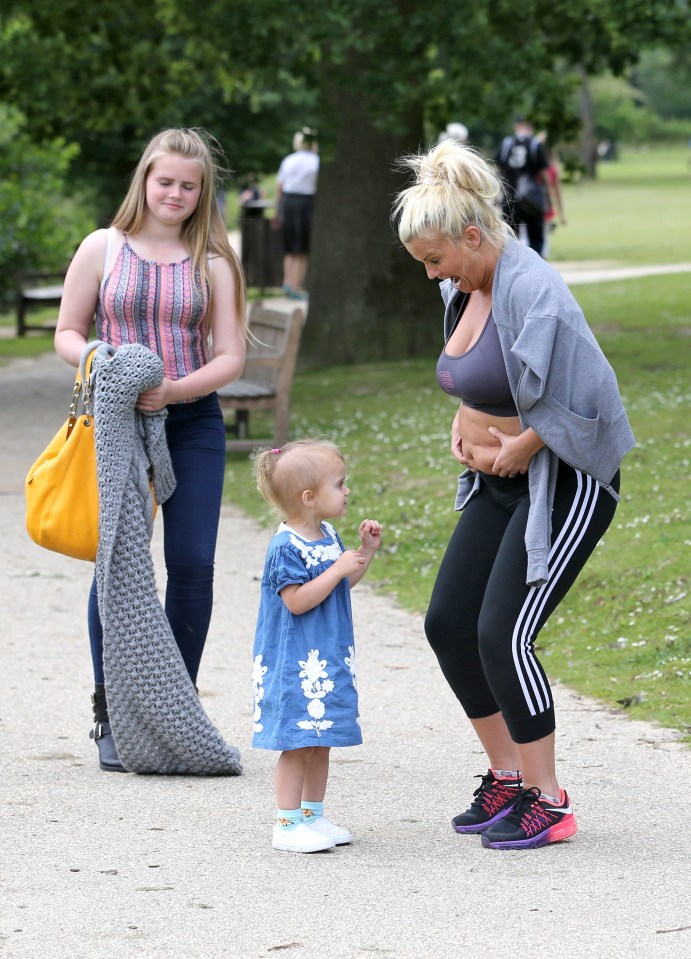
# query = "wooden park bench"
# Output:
<box><xmin>218</xmin><ymin>301</ymin><xmax>307</xmax><ymax>452</ymax></box>
<box><xmin>16</xmin><ymin>270</ymin><xmax>66</xmax><ymax>336</ymax></box>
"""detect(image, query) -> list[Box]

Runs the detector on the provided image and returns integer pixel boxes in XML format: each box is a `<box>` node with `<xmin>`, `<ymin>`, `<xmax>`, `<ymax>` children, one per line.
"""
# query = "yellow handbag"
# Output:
<box><xmin>25</xmin><ymin>350</ymin><xmax>99</xmax><ymax>562</ymax></box>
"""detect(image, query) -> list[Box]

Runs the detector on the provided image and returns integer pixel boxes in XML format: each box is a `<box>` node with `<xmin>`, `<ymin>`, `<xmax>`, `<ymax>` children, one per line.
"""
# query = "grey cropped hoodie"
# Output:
<box><xmin>440</xmin><ymin>237</ymin><xmax>635</xmax><ymax>586</ymax></box>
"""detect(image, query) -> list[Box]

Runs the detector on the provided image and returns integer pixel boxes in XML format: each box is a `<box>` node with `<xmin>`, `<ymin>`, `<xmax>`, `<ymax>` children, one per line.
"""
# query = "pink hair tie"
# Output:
<box><xmin>271</xmin><ymin>448</ymin><xmax>281</xmax><ymax>454</ymax></box>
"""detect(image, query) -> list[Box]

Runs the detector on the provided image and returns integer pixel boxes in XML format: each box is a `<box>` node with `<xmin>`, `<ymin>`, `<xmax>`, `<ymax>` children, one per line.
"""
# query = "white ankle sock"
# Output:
<box><xmin>539</xmin><ymin>791</ymin><xmax>563</xmax><ymax>805</ymax></box>
<box><xmin>491</xmin><ymin>768</ymin><xmax>521</xmax><ymax>781</ymax></box>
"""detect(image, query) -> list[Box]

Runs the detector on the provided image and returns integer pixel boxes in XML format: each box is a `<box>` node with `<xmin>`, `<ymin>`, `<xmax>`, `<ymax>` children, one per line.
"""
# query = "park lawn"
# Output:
<box><xmin>0</xmin><ymin>305</ymin><xmax>57</xmax><ymax>363</ymax></box>
<box><xmin>0</xmin><ymin>331</ymin><xmax>55</xmax><ymax>361</ymax></box>
<box><xmin>550</xmin><ymin>142</ymin><xmax>691</xmax><ymax>266</ymax></box>
<box><xmin>226</xmin><ymin>271</ymin><xmax>691</xmax><ymax>742</ymax></box>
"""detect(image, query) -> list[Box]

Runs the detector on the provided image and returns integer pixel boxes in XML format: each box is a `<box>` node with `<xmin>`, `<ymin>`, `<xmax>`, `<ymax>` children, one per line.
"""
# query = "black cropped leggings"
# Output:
<box><xmin>425</xmin><ymin>462</ymin><xmax>619</xmax><ymax>744</ymax></box>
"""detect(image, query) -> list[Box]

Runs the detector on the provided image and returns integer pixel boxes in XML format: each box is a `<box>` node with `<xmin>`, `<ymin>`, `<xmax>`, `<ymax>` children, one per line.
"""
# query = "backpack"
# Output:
<box><xmin>498</xmin><ymin>135</ymin><xmax>548</xmax><ymax>216</ymax></box>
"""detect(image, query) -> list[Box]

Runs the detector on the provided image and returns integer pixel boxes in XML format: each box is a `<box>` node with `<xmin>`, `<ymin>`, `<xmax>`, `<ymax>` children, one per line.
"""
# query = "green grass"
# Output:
<box><xmin>0</xmin><ymin>304</ymin><xmax>58</xmax><ymax>363</ymax></box>
<box><xmin>550</xmin><ymin>143</ymin><xmax>691</xmax><ymax>265</ymax></box>
<box><xmin>226</xmin><ymin>275</ymin><xmax>691</xmax><ymax>743</ymax></box>
<box><xmin>0</xmin><ymin>331</ymin><xmax>55</xmax><ymax>362</ymax></box>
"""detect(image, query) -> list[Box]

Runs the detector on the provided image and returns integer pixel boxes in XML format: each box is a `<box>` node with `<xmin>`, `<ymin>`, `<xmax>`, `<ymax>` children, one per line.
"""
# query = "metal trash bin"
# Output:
<box><xmin>240</xmin><ymin>200</ymin><xmax>283</xmax><ymax>291</ymax></box>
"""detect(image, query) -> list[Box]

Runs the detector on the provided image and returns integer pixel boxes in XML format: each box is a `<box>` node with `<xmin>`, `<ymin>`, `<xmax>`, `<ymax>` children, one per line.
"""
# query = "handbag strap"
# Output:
<box><xmin>69</xmin><ymin>342</ymin><xmax>102</xmax><ymax>422</ymax></box>
<box><xmin>76</xmin><ymin>341</ymin><xmax>101</xmax><ymax>388</ymax></box>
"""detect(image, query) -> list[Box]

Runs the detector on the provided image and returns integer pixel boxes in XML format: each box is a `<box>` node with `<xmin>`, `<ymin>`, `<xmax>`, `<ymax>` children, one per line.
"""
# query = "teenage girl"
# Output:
<box><xmin>55</xmin><ymin>128</ymin><xmax>247</xmax><ymax>772</ymax></box>
<box><xmin>252</xmin><ymin>440</ymin><xmax>382</xmax><ymax>852</ymax></box>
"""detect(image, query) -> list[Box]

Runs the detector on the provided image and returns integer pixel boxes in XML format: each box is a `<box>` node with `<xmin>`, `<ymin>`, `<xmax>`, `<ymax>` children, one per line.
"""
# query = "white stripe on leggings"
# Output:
<box><xmin>511</xmin><ymin>470</ymin><xmax>600</xmax><ymax>717</ymax></box>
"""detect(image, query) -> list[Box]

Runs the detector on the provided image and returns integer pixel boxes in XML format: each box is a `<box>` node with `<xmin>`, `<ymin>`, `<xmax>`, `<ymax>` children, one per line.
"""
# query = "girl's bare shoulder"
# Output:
<box><xmin>72</xmin><ymin>227</ymin><xmax>126</xmax><ymax>277</ymax></box>
<box><xmin>72</xmin><ymin>228</ymin><xmax>109</xmax><ymax>265</ymax></box>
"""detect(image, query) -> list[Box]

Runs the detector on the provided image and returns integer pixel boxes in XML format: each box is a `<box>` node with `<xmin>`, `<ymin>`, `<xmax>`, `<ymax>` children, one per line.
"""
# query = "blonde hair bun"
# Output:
<box><xmin>393</xmin><ymin>141</ymin><xmax>510</xmax><ymax>248</ymax></box>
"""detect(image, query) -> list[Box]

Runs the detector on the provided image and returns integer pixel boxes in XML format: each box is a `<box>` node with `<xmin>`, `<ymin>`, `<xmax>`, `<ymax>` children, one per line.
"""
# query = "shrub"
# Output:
<box><xmin>0</xmin><ymin>104</ymin><xmax>93</xmax><ymax>308</ymax></box>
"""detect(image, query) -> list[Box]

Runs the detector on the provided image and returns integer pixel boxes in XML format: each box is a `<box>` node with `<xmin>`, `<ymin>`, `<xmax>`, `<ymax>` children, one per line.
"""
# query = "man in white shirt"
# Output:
<box><xmin>273</xmin><ymin>128</ymin><xmax>319</xmax><ymax>299</ymax></box>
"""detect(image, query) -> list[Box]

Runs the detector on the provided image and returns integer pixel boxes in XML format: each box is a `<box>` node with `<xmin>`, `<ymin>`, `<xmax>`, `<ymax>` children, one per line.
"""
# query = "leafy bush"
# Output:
<box><xmin>589</xmin><ymin>72</ymin><xmax>691</xmax><ymax>145</ymax></box>
<box><xmin>0</xmin><ymin>105</ymin><xmax>93</xmax><ymax>308</ymax></box>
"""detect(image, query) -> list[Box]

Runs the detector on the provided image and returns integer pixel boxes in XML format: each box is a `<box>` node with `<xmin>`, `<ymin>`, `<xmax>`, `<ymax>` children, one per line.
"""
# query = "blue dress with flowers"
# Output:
<box><xmin>252</xmin><ymin>521</ymin><xmax>362</xmax><ymax>751</ymax></box>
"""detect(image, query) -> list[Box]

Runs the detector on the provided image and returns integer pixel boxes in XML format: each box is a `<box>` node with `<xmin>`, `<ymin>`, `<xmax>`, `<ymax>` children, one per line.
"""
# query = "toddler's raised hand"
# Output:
<box><xmin>359</xmin><ymin>519</ymin><xmax>383</xmax><ymax>552</ymax></box>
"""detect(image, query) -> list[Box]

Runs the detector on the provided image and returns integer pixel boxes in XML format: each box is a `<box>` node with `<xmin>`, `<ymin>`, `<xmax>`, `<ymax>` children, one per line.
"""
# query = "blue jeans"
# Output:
<box><xmin>89</xmin><ymin>393</ymin><xmax>226</xmax><ymax>685</ymax></box>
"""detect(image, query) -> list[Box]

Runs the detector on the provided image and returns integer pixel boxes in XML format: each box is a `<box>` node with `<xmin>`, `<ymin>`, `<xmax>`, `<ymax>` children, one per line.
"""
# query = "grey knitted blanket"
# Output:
<box><xmin>90</xmin><ymin>341</ymin><xmax>242</xmax><ymax>775</ymax></box>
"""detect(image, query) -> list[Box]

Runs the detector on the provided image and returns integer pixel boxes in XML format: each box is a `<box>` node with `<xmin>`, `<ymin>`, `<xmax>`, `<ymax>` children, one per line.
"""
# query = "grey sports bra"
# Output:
<box><xmin>436</xmin><ymin>307</ymin><xmax>518</xmax><ymax>417</ymax></box>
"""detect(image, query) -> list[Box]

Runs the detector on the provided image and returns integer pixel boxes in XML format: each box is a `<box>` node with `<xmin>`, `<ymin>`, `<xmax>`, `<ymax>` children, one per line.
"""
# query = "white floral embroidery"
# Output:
<box><xmin>344</xmin><ymin>645</ymin><xmax>361</xmax><ymax>727</ymax></box>
<box><xmin>307</xmin><ymin>699</ymin><xmax>325</xmax><ymax>719</ymax></box>
<box><xmin>289</xmin><ymin>533</ymin><xmax>342</xmax><ymax>570</ymax></box>
<box><xmin>344</xmin><ymin>645</ymin><xmax>357</xmax><ymax>690</ymax></box>
<box><xmin>296</xmin><ymin>649</ymin><xmax>334</xmax><ymax>736</ymax></box>
<box><xmin>252</xmin><ymin>654</ymin><xmax>268</xmax><ymax>732</ymax></box>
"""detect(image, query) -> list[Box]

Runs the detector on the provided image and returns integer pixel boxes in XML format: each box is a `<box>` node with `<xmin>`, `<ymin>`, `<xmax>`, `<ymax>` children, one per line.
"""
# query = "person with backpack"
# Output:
<box><xmin>495</xmin><ymin>118</ymin><xmax>550</xmax><ymax>255</ymax></box>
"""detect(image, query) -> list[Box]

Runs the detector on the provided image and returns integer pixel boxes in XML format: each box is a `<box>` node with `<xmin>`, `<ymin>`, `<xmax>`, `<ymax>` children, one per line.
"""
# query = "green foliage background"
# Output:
<box><xmin>0</xmin><ymin>106</ymin><xmax>92</xmax><ymax>306</ymax></box>
<box><xmin>1</xmin><ymin>0</ymin><xmax>691</xmax><ymax>279</ymax></box>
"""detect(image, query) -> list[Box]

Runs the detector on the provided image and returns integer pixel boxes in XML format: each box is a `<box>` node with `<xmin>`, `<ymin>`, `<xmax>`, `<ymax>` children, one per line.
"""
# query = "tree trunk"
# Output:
<box><xmin>301</xmin><ymin>83</ymin><xmax>440</xmax><ymax>367</ymax></box>
<box><xmin>577</xmin><ymin>67</ymin><xmax>598</xmax><ymax>179</ymax></box>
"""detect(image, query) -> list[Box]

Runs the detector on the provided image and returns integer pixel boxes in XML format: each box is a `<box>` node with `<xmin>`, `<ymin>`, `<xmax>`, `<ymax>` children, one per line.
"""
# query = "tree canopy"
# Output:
<box><xmin>1</xmin><ymin>0</ymin><xmax>690</xmax><ymax>358</ymax></box>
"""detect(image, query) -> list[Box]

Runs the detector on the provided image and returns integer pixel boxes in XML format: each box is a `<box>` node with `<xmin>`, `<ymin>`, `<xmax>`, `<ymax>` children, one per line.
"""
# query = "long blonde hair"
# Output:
<box><xmin>393</xmin><ymin>141</ymin><xmax>512</xmax><ymax>249</ymax></box>
<box><xmin>254</xmin><ymin>439</ymin><xmax>345</xmax><ymax>518</ymax></box>
<box><xmin>112</xmin><ymin>128</ymin><xmax>246</xmax><ymax>333</ymax></box>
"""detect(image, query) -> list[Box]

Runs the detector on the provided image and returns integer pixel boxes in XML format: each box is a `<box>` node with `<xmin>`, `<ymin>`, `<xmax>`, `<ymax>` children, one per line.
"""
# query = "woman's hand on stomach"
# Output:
<box><xmin>451</xmin><ymin>406</ymin><xmax>469</xmax><ymax>465</ymax></box>
<box><xmin>456</xmin><ymin>405</ymin><xmax>524</xmax><ymax>474</ymax></box>
<box><xmin>488</xmin><ymin>426</ymin><xmax>544</xmax><ymax>477</ymax></box>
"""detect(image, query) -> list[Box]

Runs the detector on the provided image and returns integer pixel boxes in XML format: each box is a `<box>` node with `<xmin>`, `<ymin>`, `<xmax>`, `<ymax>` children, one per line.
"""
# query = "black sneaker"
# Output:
<box><xmin>481</xmin><ymin>787</ymin><xmax>577</xmax><ymax>850</ymax></box>
<box><xmin>452</xmin><ymin>769</ymin><xmax>522</xmax><ymax>834</ymax></box>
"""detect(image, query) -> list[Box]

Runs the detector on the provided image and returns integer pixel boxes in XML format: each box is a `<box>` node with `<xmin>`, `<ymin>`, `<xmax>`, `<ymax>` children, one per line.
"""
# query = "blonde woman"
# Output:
<box><xmin>393</xmin><ymin>141</ymin><xmax>634</xmax><ymax>849</ymax></box>
<box><xmin>55</xmin><ymin>128</ymin><xmax>247</xmax><ymax>771</ymax></box>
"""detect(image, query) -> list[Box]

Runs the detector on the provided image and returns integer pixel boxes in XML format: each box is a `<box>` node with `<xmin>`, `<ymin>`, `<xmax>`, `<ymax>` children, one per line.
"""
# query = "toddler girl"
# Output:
<box><xmin>252</xmin><ymin>440</ymin><xmax>382</xmax><ymax>852</ymax></box>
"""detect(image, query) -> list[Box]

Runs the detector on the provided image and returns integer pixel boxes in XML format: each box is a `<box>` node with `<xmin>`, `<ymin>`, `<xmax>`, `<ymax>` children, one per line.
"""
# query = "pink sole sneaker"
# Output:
<box><xmin>480</xmin><ymin>787</ymin><xmax>578</xmax><ymax>850</ymax></box>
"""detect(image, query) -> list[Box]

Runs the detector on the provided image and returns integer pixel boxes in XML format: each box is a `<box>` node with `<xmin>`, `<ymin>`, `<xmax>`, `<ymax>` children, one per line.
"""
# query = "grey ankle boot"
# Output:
<box><xmin>89</xmin><ymin>684</ymin><xmax>127</xmax><ymax>772</ymax></box>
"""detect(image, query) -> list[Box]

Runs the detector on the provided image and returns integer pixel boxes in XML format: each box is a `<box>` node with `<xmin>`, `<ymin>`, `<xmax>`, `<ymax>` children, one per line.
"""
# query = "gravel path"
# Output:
<box><xmin>1</xmin><ymin>352</ymin><xmax>689</xmax><ymax>959</ymax></box>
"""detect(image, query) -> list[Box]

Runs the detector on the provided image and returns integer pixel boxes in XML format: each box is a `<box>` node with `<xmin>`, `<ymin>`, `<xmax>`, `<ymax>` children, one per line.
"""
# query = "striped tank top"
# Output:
<box><xmin>96</xmin><ymin>233</ymin><xmax>210</xmax><ymax>384</ymax></box>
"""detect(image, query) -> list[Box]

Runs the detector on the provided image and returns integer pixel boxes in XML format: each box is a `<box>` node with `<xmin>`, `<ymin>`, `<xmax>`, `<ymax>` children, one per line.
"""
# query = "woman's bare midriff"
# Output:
<box><xmin>458</xmin><ymin>405</ymin><xmax>522</xmax><ymax>474</ymax></box>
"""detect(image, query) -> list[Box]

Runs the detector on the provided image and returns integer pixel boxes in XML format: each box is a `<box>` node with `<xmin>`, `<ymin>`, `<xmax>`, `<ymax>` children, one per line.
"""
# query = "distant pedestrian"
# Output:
<box><xmin>394</xmin><ymin>139</ymin><xmax>635</xmax><ymax>850</ymax></box>
<box><xmin>495</xmin><ymin>117</ymin><xmax>550</xmax><ymax>255</ymax></box>
<box><xmin>252</xmin><ymin>440</ymin><xmax>382</xmax><ymax>852</ymax></box>
<box><xmin>437</xmin><ymin>122</ymin><xmax>469</xmax><ymax>146</ymax></box>
<box><xmin>535</xmin><ymin>132</ymin><xmax>567</xmax><ymax>258</ymax></box>
<box><xmin>272</xmin><ymin>128</ymin><xmax>319</xmax><ymax>300</ymax></box>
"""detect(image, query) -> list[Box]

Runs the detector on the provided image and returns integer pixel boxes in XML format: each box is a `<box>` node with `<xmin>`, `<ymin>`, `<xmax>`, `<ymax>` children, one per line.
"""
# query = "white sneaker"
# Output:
<box><xmin>272</xmin><ymin>822</ymin><xmax>335</xmax><ymax>853</ymax></box>
<box><xmin>305</xmin><ymin>815</ymin><xmax>354</xmax><ymax>845</ymax></box>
